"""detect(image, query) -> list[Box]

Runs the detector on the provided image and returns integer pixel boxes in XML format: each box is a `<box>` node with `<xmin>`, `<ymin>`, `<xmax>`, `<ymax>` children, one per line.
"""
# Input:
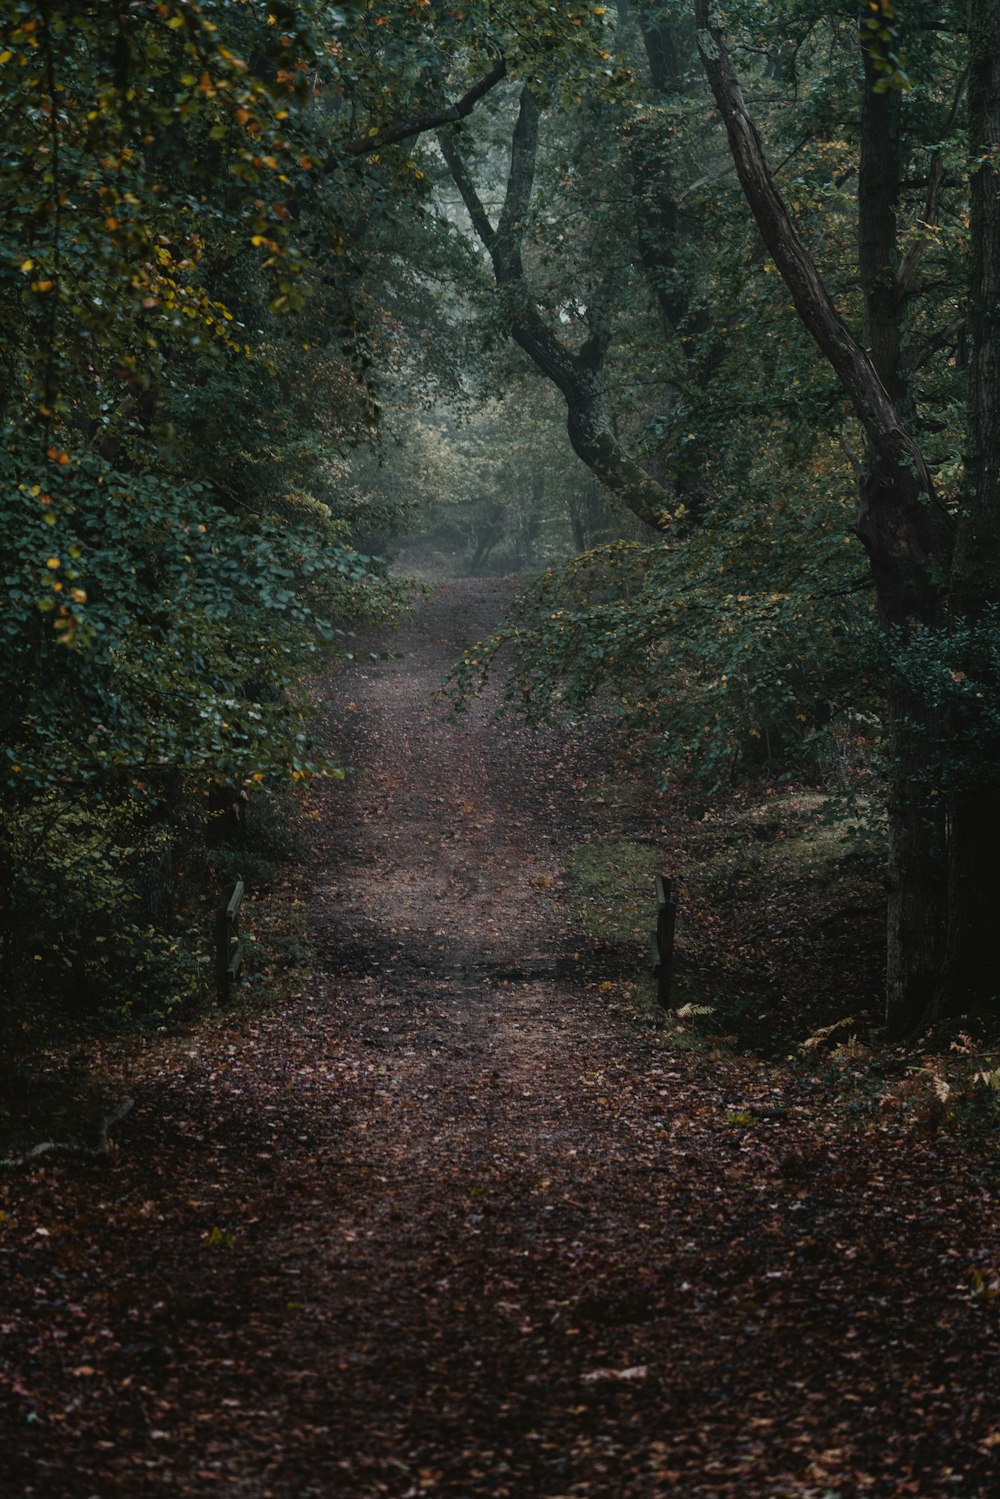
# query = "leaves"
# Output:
<box><xmin>1</xmin><ymin>577</ymin><xmax>998</xmax><ymax>1498</ymax></box>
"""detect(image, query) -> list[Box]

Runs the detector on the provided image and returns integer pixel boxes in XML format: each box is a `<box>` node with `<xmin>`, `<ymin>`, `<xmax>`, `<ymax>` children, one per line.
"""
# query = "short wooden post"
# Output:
<box><xmin>215</xmin><ymin>877</ymin><xmax>245</xmax><ymax>1004</ymax></box>
<box><xmin>652</xmin><ymin>874</ymin><xmax>678</xmax><ymax>1008</ymax></box>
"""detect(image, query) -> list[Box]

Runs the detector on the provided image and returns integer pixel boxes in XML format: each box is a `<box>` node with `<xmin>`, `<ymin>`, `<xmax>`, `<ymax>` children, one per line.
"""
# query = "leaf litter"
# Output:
<box><xmin>0</xmin><ymin>574</ymin><xmax>998</xmax><ymax>1497</ymax></box>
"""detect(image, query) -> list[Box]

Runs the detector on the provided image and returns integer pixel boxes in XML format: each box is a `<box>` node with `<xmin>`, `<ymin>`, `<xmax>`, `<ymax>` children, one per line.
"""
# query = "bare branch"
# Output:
<box><xmin>436</xmin><ymin>128</ymin><xmax>498</xmax><ymax>251</ymax></box>
<box><xmin>345</xmin><ymin>58</ymin><xmax>507</xmax><ymax>157</ymax></box>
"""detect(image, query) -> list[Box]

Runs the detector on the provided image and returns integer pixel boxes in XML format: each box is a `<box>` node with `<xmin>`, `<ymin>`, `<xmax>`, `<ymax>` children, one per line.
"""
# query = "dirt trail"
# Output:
<box><xmin>2</xmin><ymin>579</ymin><xmax>998</xmax><ymax>1499</ymax></box>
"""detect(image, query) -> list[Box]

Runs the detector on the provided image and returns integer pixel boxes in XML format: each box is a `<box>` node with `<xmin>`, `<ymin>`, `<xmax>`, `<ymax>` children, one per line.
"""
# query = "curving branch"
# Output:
<box><xmin>439</xmin><ymin>88</ymin><xmax>674</xmax><ymax>532</ymax></box>
<box><xmin>345</xmin><ymin>59</ymin><xmax>508</xmax><ymax>157</ymax></box>
<box><xmin>694</xmin><ymin>0</ymin><xmax>954</xmax><ymax>617</ymax></box>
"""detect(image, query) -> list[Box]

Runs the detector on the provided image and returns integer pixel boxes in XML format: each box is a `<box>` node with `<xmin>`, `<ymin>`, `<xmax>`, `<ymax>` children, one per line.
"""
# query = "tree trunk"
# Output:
<box><xmin>938</xmin><ymin>0</ymin><xmax>1000</xmax><ymax>1014</ymax></box>
<box><xmin>438</xmin><ymin>91</ymin><xmax>674</xmax><ymax>532</ymax></box>
<box><xmin>694</xmin><ymin>0</ymin><xmax>955</xmax><ymax>1027</ymax></box>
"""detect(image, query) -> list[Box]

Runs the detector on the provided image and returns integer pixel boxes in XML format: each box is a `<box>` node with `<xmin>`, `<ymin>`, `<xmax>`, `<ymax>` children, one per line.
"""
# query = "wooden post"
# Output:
<box><xmin>652</xmin><ymin>874</ymin><xmax>678</xmax><ymax>1008</ymax></box>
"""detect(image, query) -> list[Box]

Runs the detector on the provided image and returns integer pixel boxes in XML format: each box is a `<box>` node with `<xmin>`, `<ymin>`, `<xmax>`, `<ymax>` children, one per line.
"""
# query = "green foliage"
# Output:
<box><xmin>861</xmin><ymin>0</ymin><xmax>911</xmax><ymax>94</ymax></box>
<box><xmin>0</xmin><ymin>443</ymin><xmax>398</xmax><ymax>1030</ymax></box>
<box><xmin>2</xmin><ymin>791</ymin><xmax>207</xmax><ymax>1031</ymax></box>
<box><xmin>889</xmin><ymin>609</ymin><xmax>1000</xmax><ymax>794</ymax></box>
<box><xmin>0</xmin><ymin>448</ymin><xmax>389</xmax><ymax>792</ymax></box>
<box><xmin>0</xmin><ymin>0</ymin><xmax>325</xmax><ymax>425</ymax></box>
<box><xmin>450</xmin><ymin>470</ymin><xmax>878</xmax><ymax>789</ymax></box>
<box><xmin>0</xmin><ymin>2</ymin><xmax>414</xmax><ymax>1037</ymax></box>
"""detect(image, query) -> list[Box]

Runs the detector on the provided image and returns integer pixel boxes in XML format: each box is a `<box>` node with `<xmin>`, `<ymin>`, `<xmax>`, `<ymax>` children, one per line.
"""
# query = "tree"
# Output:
<box><xmin>692</xmin><ymin>0</ymin><xmax>1000</xmax><ymax>1025</ymax></box>
<box><xmin>941</xmin><ymin>0</ymin><xmax>1000</xmax><ymax>1010</ymax></box>
<box><xmin>0</xmin><ymin>1</ymin><xmax>407</xmax><ymax>1027</ymax></box>
<box><xmin>438</xmin><ymin>84</ymin><xmax>677</xmax><ymax>531</ymax></box>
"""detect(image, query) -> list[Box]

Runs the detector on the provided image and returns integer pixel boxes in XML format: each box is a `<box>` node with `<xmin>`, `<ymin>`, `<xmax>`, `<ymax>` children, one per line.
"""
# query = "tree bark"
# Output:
<box><xmin>938</xmin><ymin>0</ymin><xmax>1000</xmax><ymax>1014</ymax></box>
<box><xmin>438</xmin><ymin>89</ymin><xmax>674</xmax><ymax>532</ymax></box>
<box><xmin>694</xmin><ymin>0</ymin><xmax>955</xmax><ymax>1027</ymax></box>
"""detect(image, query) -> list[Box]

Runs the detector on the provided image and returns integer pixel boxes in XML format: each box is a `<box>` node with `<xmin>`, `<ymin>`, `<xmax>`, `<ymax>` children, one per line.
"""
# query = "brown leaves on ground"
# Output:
<box><xmin>1</xmin><ymin>575</ymin><xmax>998</xmax><ymax>1498</ymax></box>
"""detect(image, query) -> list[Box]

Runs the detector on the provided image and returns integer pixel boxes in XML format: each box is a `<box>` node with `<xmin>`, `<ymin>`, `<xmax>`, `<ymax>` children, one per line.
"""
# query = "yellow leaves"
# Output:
<box><xmin>46</xmin><ymin>556</ymin><xmax>61</xmax><ymax>570</ymax></box>
<box><xmin>167</xmin><ymin>15</ymin><xmax>185</xmax><ymax>30</ymax></box>
<box><xmin>19</xmin><ymin>257</ymin><xmax>33</xmax><ymax>273</ymax></box>
<box><xmin>31</xmin><ymin>280</ymin><xmax>55</xmax><ymax>293</ymax></box>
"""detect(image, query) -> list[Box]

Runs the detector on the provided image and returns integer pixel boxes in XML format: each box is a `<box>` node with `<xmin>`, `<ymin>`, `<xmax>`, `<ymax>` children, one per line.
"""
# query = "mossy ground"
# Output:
<box><xmin>562</xmin><ymin>770</ymin><xmax>886</xmax><ymax>1057</ymax></box>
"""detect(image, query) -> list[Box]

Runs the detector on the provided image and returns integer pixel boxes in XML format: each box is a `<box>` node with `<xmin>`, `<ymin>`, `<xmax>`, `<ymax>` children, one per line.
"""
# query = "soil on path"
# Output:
<box><xmin>1</xmin><ymin>579</ymin><xmax>998</xmax><ymax>1499</ymax></box>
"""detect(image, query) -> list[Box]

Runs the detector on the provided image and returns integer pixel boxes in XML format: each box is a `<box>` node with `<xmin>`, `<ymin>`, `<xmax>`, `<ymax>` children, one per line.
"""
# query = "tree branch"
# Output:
<box><xmin>345</xmin><ymin>58</ymin><xmax>508</xmax><ymax>157</ymax></box>
<box><xmin>438</xmin><ymin>93</ymin><xmax>673</xmax><ymax>531</ymax></box>
<box><xmin>903</xmin><ymin>314</ymin><xmax>966</xmax><ymax>374</ymax></box>
<box><xmin>693</xmin><ymin>0</ymin><xmax>954</xmax><ymax>624</ymax></box>
<box><xmin>495</xmin><ymin>85</ymin><xmax>539</xmax><ymax>273</ymax></box>
<box><xmin>694</xmin><ymin>3</ymin><xmax>902</xmax><ymax>449</ymax></box>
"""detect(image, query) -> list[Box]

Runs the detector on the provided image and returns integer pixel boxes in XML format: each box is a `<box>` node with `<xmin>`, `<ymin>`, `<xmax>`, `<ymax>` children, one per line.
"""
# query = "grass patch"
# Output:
<box><xmin>564</xmin><ymin>835</ymin><xmax>659</xmax><ymax>955</ymax></box>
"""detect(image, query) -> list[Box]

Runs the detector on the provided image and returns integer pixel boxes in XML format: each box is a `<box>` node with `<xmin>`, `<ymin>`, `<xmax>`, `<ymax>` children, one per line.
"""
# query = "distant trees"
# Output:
<box><xmin>364</xmin><ymin>385</ymin><xmax>635</xmax><ymax>573</ymax></box>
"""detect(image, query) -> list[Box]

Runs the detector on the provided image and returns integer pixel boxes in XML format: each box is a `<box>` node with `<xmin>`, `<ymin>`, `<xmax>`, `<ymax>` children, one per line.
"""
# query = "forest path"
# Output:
<box><xmin>3</xmin><ymin>578</ymin><xmax>998</xmax><ymax>1499</ymax></box>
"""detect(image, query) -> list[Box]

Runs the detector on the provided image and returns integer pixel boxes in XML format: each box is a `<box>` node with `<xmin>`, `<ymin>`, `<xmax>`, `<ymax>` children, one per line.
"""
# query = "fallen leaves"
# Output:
<box><xmin>2</xmin><ymin>578</ymin><xmax>998</xmax><ymax>1498</ymax></box>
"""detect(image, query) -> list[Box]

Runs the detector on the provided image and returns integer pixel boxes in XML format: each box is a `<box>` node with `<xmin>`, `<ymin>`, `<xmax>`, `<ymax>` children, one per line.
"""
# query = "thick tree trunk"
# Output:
<box><xmin>938</xmin><ymin>0</ymin><xmax>1000</xmax><ymax>1014</ymax></box>
<box><xmin>694</xmin><ymin>1</ymin><xmax>955</xmax><ymax>1026</ymax></box>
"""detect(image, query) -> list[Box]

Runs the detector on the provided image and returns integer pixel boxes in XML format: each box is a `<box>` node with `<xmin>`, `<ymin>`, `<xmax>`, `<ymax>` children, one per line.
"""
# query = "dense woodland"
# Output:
<box><xmin>5</xmin><ymin>6</ymin><xmax>1000</xmax><ymax>1495</ymax></box>
<box><xmin>2</xmin><ymin>0</ymin><xmax>1000</xmax><ymax>1041</ymax></box>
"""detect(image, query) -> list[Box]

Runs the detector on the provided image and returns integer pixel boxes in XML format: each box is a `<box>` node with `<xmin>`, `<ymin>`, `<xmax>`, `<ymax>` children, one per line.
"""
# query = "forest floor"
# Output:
<box><xmin>2</xmin><ymin>574</ymin><xmax>999</xmax><ymax>1498</ymax></box>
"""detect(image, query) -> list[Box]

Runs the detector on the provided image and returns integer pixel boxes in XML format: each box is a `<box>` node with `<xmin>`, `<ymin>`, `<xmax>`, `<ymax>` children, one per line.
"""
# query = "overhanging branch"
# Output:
<box><xmin>345</xmin><ymin>59</ymin><xmax>508</xmax><ymax>157</ymax></box>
